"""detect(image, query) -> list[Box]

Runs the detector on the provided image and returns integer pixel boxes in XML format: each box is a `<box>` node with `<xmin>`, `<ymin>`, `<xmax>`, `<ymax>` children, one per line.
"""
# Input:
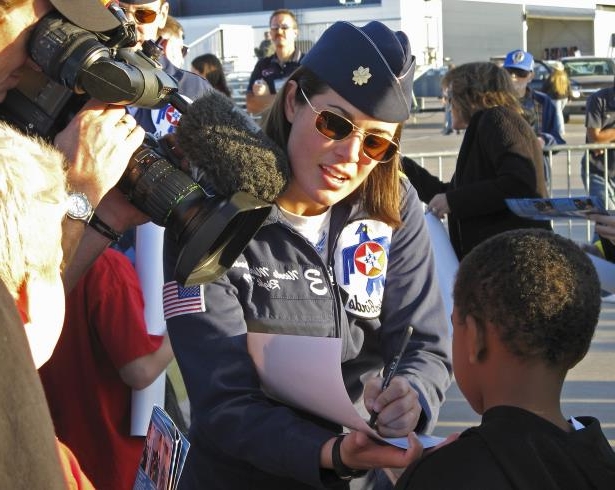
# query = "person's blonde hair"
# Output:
<box><xmin>0</xmin><ymin>123</ymin><xmax>68</xmax><ymax>298</ymax></box>
<box><xmin>549</xmin><ymin>67</ymin><xmax>570</xmax><ymax>98</ymax></box>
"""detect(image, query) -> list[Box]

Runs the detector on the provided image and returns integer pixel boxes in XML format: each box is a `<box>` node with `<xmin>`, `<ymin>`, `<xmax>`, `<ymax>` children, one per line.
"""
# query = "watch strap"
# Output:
<box><xmin>88</xmin><ymin>213</ymin><xmax>123</xmax><ymax>242</ymax></box>
<box><xmin>331</xmin><ymin>434</ymin><xmax>368</xmax><ymax>480</ymax></box>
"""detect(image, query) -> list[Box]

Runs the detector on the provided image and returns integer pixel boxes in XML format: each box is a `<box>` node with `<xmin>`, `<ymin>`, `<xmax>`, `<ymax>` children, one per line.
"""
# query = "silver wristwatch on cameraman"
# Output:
<box><xmin>66</xmin><ymin>192</ymin><xmax>94</xmax><ymax>223</ymax></box>
<box><xmin>66</xmin><ymin>192</ymin><xmax>123</xmax><ymax>242</ymax></box>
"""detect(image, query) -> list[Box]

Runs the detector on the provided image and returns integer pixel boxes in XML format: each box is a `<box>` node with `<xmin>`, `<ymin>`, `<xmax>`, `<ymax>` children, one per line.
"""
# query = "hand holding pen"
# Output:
<box><xmin>366</xmin><ymin>326</ymin><xmax>417</xmax><ymax>434</ymax></box>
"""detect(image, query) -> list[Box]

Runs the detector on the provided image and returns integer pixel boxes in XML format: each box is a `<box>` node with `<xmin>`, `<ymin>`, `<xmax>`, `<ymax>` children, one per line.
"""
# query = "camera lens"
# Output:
<box><xmin>117</xmin><ymin>136</ymin><xmax>206</xmax><ymax>240</ymax></box>
<box><xmin>117</xmin><ymin>135</ymin><xmax>271</xmax><ymax>285</ymax></box>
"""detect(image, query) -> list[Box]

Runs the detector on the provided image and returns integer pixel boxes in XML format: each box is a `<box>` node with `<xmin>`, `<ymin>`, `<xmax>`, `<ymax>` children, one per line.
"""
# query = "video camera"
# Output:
<box><xmin>0</xmin><ymin>7</ymin><xmax>271</xmax><ymax>286</ymax></box>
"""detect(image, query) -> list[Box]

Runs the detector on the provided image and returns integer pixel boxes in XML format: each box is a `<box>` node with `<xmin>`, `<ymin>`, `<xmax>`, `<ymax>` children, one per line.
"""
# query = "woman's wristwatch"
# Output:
<box><xmin>331</xmin><ymin>434</ymin><xmax>368</xmax><ymax>480</ymax></box>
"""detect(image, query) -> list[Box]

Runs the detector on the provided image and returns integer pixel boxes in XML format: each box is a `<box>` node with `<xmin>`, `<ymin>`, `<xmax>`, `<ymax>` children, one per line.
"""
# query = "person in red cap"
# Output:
<box><xmin>164</xmin><ymin>20</ymin><xmax>452</xmax><ymax>490</ymax></box>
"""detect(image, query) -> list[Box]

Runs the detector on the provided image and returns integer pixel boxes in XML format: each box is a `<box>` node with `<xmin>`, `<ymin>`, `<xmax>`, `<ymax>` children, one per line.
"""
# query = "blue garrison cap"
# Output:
<box><xmin>301</xmin><ymin>21</ymin><xmax>416</xmax><ymax>123</ymax></box>
<box><xmin>503</xmin><ymin>50</ymin><xmax>534</xmax><ymax>73</ymax></box>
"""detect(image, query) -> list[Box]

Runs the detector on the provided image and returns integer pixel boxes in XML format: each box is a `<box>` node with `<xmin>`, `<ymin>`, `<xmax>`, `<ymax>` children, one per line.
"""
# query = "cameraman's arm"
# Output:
<box><xmin>63</xmin><ymin>188</ymin><xmax>149</xmax><ymax>292</ymax></box>
<box><xmin>54</xmin><ymin>100</ymin><xmax>147</xmax><ymax>290</ymax></box>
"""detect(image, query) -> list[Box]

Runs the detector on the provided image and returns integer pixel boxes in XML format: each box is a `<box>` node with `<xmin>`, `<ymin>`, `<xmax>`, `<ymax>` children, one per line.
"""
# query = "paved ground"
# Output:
<box><xmin>403</xmin><ymin>107</ymin><xmax>615</xmax><ymax>448</ymax></box>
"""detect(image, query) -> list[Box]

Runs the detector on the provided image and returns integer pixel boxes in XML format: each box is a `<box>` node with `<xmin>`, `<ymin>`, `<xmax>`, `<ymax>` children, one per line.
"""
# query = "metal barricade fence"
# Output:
<box><xmin>404</xmin><ymin>142</ymin><xmax>615</xmax><ymax>247</ymax></box>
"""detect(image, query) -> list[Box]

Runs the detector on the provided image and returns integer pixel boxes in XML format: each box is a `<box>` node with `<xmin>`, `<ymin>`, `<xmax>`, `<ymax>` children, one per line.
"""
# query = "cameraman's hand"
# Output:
<box><xmin>54</xmin><ymin>100</ymin><xmax>145</xmax><ymax>207</ymax></box>
<box><xmin>95</xmin><ymin>187</ymin><xmax>149</xmax><ymax>234</ymax></box>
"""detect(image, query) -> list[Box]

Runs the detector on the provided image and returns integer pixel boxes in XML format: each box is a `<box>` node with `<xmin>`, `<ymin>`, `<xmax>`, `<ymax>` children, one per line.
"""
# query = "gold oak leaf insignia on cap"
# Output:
<box><xmin>352</xmin><ymin>66</ymin><xmax>372</xmax><ymax>86</ymax></box>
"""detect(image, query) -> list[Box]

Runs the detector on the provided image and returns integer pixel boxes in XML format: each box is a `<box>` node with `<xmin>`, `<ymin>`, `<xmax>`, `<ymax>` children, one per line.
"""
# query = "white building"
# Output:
<box><xmin>177</xmin><ymin>0</ymin><xmax>615</xmax><ymax>72</ymax></box>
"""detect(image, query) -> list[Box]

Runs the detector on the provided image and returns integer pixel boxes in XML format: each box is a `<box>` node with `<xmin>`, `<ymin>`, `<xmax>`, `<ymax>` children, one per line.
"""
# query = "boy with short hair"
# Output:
<box><xmin>395</xmin><ymin>228</ymin><xmax>615</xmax><ymax>489</ymax></box>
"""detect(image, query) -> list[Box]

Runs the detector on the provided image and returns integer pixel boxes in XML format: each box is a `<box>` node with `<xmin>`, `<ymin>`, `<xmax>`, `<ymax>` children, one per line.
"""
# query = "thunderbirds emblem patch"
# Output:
<box><xmin>334</xmin><ymin>220</ymin><xmax>392</xmax><ymax>319</ymax></box>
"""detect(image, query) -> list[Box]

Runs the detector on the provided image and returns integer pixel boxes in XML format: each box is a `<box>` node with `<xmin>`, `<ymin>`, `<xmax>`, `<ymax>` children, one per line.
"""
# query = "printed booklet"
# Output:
<box><xmin>133</xmin><ymin>405</ymin><xmax>189</xmax><ymax>490</ymax></box>
<box><xmin>505</xmin><ymin>196</ymin><xmax>609</xmax><ymax>220</ymax></box>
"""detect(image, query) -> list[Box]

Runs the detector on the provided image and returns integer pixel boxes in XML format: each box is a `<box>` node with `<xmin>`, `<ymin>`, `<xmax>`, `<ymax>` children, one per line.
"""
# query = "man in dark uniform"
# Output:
<box><xmin>246</xmin><ymin>9</ymin><xmax>303</xmax><ymax>115</ymax></box>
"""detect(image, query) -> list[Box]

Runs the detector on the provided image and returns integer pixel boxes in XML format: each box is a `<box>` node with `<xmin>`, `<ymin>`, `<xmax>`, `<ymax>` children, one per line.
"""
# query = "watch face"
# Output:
<box><xmin>67</xmin><ymin>193</ymin><xmax>93</xmax><ymax>221</ymax></box>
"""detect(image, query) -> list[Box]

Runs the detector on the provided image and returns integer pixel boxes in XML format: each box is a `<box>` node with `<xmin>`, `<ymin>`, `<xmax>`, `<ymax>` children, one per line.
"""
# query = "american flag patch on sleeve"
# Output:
<box><xmin>163</xmin><ymin>281</ymin><xmax>206</xmax><ymax>319</ymax></box>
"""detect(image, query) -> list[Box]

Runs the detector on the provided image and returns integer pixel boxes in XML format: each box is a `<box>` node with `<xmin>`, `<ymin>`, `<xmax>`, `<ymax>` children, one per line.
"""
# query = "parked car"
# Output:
<box><xmin>560</xmin><ymin>56</ymin><xmax>615</xmax><ymax>118</ymax></box>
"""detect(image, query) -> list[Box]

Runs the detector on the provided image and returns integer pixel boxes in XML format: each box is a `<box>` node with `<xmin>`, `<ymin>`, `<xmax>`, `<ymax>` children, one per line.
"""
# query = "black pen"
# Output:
<box><xmin>368</xmin><ymin>325</ymin><xmax>414</xmax><ymax>428</ymax></box>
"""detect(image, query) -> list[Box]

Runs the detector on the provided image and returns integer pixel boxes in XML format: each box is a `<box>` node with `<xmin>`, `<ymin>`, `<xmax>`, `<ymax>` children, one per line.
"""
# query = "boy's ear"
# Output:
<box><xmin>465</xmin><ymin>314</ymin><xmax>486</xmax><ymax>363</ymax></box>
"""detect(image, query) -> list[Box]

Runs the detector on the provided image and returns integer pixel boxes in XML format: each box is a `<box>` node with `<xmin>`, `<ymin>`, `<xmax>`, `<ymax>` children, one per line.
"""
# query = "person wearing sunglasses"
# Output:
<box><xmin>157</xmin><ymin>14</ymin><xmax>189</xmax><ymax>70</ymax></box>
<box><xmin>163</xmin><ymin>20</ymin><xmax>452</xmax><ymax>490</ymax></box>
<box><xmin>119</xmin><ymin>0</ymin><xmax>169</xmax><ymax>45</ymax></box>
<box><xmin>117</xmin><ymin>0</ymin><xmax>211</xmax><ymax>137</ymax></box>
<box><xmin>246</xmin><ymin>9</ymin><xmax>304</xmax><ymax>115</ymax></box>
<box><xmin>402</xmin><ymin>62</ymin><xmax>552</xmax><ymax>261</ymax></box>
<box><xmin>503</xmin><ymin>49</ymin><xmax>566</xmax><ymax>187</ymax></box>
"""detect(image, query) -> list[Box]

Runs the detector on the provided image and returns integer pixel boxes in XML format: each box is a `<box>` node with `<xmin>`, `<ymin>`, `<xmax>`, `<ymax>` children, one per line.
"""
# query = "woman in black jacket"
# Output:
<box><xmin>402</xmin><ymin>62</ymin><xmax>551</xmax><ymax>260</ymax></box>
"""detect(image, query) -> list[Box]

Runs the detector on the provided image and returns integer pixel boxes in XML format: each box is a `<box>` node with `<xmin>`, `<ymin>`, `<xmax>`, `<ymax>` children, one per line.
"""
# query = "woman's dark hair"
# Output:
<box><xmin>190</xmin><ymin>54</ymin><xmax>231</xmax><ymax>98</ymax></box>
<box><xmin>262</xmin><ymin>66</ymin><xmax>403</xmax><ymax>228</ymax></box>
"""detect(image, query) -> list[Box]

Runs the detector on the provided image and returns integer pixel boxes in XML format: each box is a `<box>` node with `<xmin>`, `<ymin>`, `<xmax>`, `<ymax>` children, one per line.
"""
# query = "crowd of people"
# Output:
<box><xmin>1</xmin><ymin>1</ymin><xmax>615</xmax><ymax>489</ymax></box>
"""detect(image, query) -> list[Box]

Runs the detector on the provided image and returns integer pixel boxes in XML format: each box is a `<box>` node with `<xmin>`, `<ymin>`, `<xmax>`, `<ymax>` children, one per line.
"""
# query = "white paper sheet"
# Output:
<box><xmin>424</xmin><ymin>212</ymin><xmax>458</xmax><ymax>336</ymax></box>
<box><xmin>587</xmin><ymin>253</ymin><xmax>615</xmax><ymax>293</ymax></box>
<box><xmin>131</xmin><ymin>222</ymin><xmax>167</xmax><ymax>436</ymax></box>
<box><xmin>246</xmin><ymin>332</ymin><xmax>444</xmax><ymax>449</ymax></box>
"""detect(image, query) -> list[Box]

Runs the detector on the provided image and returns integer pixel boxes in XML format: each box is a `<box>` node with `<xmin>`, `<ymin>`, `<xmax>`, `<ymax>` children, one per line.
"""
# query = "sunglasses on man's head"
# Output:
<box><xmin>299</xmin><ymin>88</ymin><xmax>398</xmax><ymax>163</ymax></box>
<box><xmin>120</xmin><ymin>7</ymin><xmax>159</xmax><ymax>24</ymax></box>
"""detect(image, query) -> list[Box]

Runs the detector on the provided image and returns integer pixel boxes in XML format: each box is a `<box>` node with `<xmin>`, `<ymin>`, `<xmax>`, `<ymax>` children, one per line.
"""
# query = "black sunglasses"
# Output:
<box><xmin>505</xmin><ymin>67</ymin><xmax>531</xmax><ymax>79</ymax></box>
<box><xmin>300</xmin><ymin>88</ymin><xmax>399</xmax><ymax>163</ymax></box>
<box><xmin>120</xmin><ymin>7</ymin><xmax>160</xmax><ymax>24</ymax></box>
